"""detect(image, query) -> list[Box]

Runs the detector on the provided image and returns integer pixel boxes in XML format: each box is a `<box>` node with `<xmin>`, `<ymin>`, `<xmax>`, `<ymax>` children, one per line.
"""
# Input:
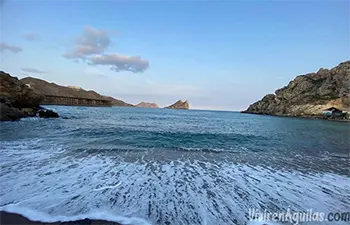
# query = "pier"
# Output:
<box><xmin>41</xmin><ymin>95</ymin><xmax>112</xmax><ymax>107</ymax></box>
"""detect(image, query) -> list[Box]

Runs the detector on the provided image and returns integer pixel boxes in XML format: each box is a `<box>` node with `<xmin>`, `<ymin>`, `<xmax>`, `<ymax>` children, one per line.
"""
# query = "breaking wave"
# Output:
<box><xmin>1</xmin><ymin>107</ymin><xmax>349</xmax><ymax>224</ymax></box>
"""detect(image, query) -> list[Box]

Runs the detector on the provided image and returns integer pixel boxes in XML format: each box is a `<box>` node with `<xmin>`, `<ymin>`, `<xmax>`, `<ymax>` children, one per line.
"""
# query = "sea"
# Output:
<box><xmin>0</xmin><ymin>106</ymin><xmax>349</xmax><ymax>225</ymax></box>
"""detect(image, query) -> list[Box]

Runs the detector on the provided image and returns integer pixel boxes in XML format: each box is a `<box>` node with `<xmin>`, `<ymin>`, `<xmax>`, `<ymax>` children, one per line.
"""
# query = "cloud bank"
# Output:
<box><xmin>90</xmin><ymin>54</ymin><xmax>149</xmax><ymax>73</ymax></box>
<box><xmin>21</xmin><ymin>68</ymin><xmax>46</xmax><ymax>73</ymax></box>
<box><xmin>0</xmin><ymin>42</ymin><xmax>22</xmax><ymax>53</ymax></box>
<box><xmin>64</xmin><ymin>26</ymin><xmax>149</xmax><ymax>73</ymax></box>
<box><xmin>63</xmin><ymin>26</ymin><xmax>110</xmax><ymax>59</ymax></box>
<box><xmin>22</xmin><ymin>32</ymin><xmax>40</xmax><ymax>41</ymax></box>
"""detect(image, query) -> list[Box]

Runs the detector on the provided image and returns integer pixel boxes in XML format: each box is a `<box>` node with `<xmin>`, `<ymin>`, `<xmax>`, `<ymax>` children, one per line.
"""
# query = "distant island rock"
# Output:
<box><xmin>21</xmin><ymin>77</ymin><xmax>133</xmax><ymax>107</ymax></box>
<box><xmin>0</xmin><ymin>71</ymin><xmax>59</xmax><ymax>121</ymax></box>
<box><xmin>165</xmin><ymin>100</ymin><xmax>189</xmax><ymax>109</ymax></box>
<box><xmin>136</xmin><ymin>101</ymin><xmax>159</xmax><ymax>108</ymax></box>
<box><xmin>242</xmin><ymin>61</ymin><xmax>350</xmax><ymax>117</ymax></box>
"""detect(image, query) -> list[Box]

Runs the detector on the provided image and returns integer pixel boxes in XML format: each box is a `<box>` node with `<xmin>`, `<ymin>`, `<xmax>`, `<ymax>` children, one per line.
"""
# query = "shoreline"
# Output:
<box><xmin>240</xmin><ymin>111</ymin><xmax>350</xmax><ymax>122</ymax></box>
<box><xmin>0</xmin><ymin>211</ymin><xmax>121</xmax><ymax>225</ymax></box>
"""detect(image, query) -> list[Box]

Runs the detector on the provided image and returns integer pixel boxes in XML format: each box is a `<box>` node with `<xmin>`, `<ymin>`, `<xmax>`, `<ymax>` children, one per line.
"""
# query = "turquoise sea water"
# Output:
<box><xmin>0</xmin><ymin>106</ymin><xmax>349</xmax><ymax>225</ymax></box>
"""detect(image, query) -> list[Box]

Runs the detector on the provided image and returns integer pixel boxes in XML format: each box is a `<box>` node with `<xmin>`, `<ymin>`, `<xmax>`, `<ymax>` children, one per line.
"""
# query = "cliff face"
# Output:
<box><xmin>136</xmin><ymin>102</ymin><xmax>159</xmax><ymax>108</ymax></box>
<box><xmin>165</xmin><ymin>100</ymin><xmax>189</xmax><ymax>110</ymax></box>
<box><xmin>21</xmin><ymin>77</ymin><xmax>132</xmax><ymax>107</ymax></box>
<box><xmin>0</xmin><ymin>71</ymin><xmax>43</xmax><ymax>121</ymax></box>
<box><xmin>103</xmin><ymin>96</ymin><xmax>134</xmax><ymax>107</ymax></box>
<box><xmin>242</xmin><ymin>61</ymin><xmax>350</xmax><ymax>116</ymax></box>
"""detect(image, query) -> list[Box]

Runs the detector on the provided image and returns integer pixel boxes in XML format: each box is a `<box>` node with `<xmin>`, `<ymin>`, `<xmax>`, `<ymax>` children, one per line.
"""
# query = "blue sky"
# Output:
<box><xmin>0</xmin><ymin>0</ymin><xmax>349</xmax><ymax>110</ymax></box>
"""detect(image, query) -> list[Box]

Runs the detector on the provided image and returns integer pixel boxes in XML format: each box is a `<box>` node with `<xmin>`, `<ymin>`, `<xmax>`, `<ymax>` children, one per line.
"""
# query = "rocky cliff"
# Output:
<box><xmin>242</xmin><ymin>61</ymin><xmax>350</xmax><ymax>117</ymax></box>
<box><xmin>103</xmin><ymin>96</ymin><xmax>134</xmax><ymax>107</ymax></box>
<box><xmin>21</xmin><ymin>77</ymin><xmax>132</xmax><ymax>107</ymax></box>
<box><xmin>0</xmin><ymin>71</ymin><xmax>58</xmax><ymax>121</ymax></box>
<box><xmin>136</xmin><ymin>102</ymin><xmax>159</xmax><ymax>108</ymax></box>
<box><xmin>165</xmin><ymin>100</ymin><xmax>189</xmax><ymax>110</ymax></box>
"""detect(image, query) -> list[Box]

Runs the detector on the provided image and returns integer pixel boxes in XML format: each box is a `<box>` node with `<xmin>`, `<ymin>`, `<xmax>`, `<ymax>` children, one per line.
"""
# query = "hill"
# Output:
<box><xmin>135</xmin><ymin>102</ymin><xmax>159</xmax><ymax>108</ymax></box>
<box><xmin>165</xmin><ymin>100</ymin><xmax>189</xmax><ymax>109</ymax></box>
<box><xmin>21</xmin><ymin>77</ymin><xmax>133</xmax><ymax>107</ymax></box>
<box><xmin>242</xmin><ymin>61</ymin><xmax>350</xmax><ymax>117</ymax></box>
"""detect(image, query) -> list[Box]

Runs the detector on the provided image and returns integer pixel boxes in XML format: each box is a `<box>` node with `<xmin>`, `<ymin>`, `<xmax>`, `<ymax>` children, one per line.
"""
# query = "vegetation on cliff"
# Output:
<box><xmin>242</xmin><ymin>61</ymin><xmax>350</xmax><ymax>117</ymax></box>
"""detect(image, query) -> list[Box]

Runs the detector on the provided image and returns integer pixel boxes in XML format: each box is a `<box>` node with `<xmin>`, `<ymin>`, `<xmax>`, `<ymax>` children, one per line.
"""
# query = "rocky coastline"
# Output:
<box><xmin>241</xmin><ymin>61</ymin><xmax>350</xmax><ymax>121</ymax></box>
<box><xmin>165</xmin><ymin>100</ymin><xmax>189</xmax><ymax>110</ymax></box>
<box><xmin>0</xmin><ymin>71</ymin><xmax>59</xmax><ymax>121</ymax></box>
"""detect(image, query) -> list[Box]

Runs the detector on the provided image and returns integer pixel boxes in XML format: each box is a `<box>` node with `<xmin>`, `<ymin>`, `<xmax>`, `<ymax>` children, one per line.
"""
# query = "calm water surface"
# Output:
<box><xmin>0</xmin><ymin>106</ymin><xmax>349</xmax><ymax>225</ymax></box>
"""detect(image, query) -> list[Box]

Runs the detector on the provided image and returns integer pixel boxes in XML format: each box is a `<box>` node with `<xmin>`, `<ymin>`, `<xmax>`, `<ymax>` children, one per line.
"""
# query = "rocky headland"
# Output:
<box><xmin>136</xmin><ymin>101</ymin><xmax>159</xmax><ymax>108</ymax></box>
<box><xmin>0</xmin><ymin>71</ymin><xmax>58</xmax><ymax>121</ymax></box>
<box><xmin>242</xmin><ymin>61</ymin><xmax>350</xmax><ymax>118</ymax></box>
<box><xmin>165</xmin><ymin>100</ymin><xmax>189</xmax><ymax>110</ymax></box>
<box><xmin>21</xmin><ymin>77</ymin><xmax>133</xmax><ymax>107</ymax></box>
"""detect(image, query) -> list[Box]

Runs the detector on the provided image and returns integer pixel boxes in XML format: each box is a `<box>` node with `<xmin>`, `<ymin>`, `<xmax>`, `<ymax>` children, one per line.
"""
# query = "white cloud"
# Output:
<box><xmin>63</xmin><ymin>25</ymin><xmax>110</xmax><ymax>59</ymax></box>
<box><xmin>0</xmin><ymin>42</ymin><xmax>22</xmax><ymax>53</ymax></box>
<box><xmin>90</xmin><ymin>54</ymin><xmax>149</xmax><ymax>73</ymax></box>
<box><xmin>22</xmin><ymin>32</ymin><xmax>40</xmax><ymax>41</ymax></box>
<box><xmin>63</xmin><ymin>25</ymin><xmax>149</xmax><ymax>73</ymax></box>
<box><xmin>21</xmin><ymin>68</ymin><xmax>46</xmax><ymax>73</ymax></box>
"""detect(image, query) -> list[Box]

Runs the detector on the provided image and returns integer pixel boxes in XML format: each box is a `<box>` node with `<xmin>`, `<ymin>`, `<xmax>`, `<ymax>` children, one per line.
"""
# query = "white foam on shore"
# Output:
<box><xmin>0</xmin><ymin>205</ymin><xmax>151</xmax><ymax>225</ymax></box>
<box><xmin>247</xmin><ymin>221</ymin><xmax>283</xmax><ymax>225</ymax></box>
<box><xmin>94</xmin><ymin>182</ymin><xmax>122</xmax><ymax>191</ymax></box>
<box><xmin>1</xmin><ymin>139</ymin><xmax>350</xmax><ymax>225</ymax></box>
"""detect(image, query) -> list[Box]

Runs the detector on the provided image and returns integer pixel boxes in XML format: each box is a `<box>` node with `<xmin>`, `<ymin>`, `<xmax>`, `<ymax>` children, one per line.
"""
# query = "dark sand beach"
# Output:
<box><xmin>0</xmin><ymin>211</ymin><xmax>120</xmax><ymax>225</ymax></box>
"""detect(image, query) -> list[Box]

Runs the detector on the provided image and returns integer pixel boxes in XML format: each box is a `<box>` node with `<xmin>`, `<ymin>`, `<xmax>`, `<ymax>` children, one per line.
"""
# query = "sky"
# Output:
<box><xmin>0</xmin><ymin>0</ymin><xmax>349</xmax><ymax>110</ymax></box>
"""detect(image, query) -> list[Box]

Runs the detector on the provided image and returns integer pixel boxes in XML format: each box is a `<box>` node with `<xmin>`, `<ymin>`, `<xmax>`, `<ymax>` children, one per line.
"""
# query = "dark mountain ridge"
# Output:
<box><xmin>21</xmin><ymin>77</ymin><xmax>133</xmax><ymax>107</ymax></box>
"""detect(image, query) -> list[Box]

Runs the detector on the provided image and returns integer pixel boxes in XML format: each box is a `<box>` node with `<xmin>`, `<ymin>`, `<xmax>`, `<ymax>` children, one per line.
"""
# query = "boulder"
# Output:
<box><xmin>0</xmin><ymin>71</ymin><xmax>43</xmax><ymax>109</ymax></box>
<box><xmin>0</xmin><ymin>102</ymin><xmax>22</xmax><ymax>121</ymax></box>
<box><xmin>38</xmin><ymin>109</ymin><xmax>59</xmax><ymax>118</ymax></box>
<box><xmin>20</xmin><ymin>108</ymin><xmax>38</xmax><ymax>117</ymax></box>
<box><xmin>0</xmin><ymin>71</ymin><xmax>59</xmax><ymax>121</ymax></box>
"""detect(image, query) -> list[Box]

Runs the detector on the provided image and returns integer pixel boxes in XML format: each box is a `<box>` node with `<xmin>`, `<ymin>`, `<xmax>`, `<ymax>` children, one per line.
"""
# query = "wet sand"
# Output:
<box><xmin>0</xmin><ymin>211</ymin><xmax>121</xmax><ymax>225</ymax></box>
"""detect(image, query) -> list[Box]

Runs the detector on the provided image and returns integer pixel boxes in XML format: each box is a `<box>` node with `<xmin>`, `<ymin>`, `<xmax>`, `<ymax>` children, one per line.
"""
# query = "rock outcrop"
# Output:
<box><xmin>0</xmin><ymin>103</ymin><xmax>22</xmax><ymax>121</ymax></box>
<box><xmin>136</xmin><ymin>102</ymin><xmax>159</xmax><ymax>108</ymax></box>
<box><xmin>242</xmin><ymin>61</ymin><xmax>350</xmax><ymax>117</ymax></box>
<box><xmin>21</xmin><ymin>77</ymin><xmax>133</xmax><ymax>107</ymax></box>
<box><xmin>0</xmin><ymin>71</ymin><xmax>59</xmax><ymax>121</ymax></box>
<box><xmin>165</xmin><ymin>100</ymin><xmax>189</xmax><ymax>110</ymax></box>
<box><xmin>38</xmin><ymin>109</ymin><xmax>59</xmax><ymax>118</ymax></box>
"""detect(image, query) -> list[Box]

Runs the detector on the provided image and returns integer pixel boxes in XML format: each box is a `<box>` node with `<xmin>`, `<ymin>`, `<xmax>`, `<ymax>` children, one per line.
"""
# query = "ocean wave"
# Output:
<box><xmin>0</xmin><ymin>205</ymin><xmax>151</xmax><ymax>225</ymax></box>
<box><xmin>1</xmin><ymin>107</ymin><xmax>349</xmax><ymax>225</ymax></box>
<box><xmin>1</xmin><ymin>151</ymin><xmax>349</xmax><ymax>225</ymax></box>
